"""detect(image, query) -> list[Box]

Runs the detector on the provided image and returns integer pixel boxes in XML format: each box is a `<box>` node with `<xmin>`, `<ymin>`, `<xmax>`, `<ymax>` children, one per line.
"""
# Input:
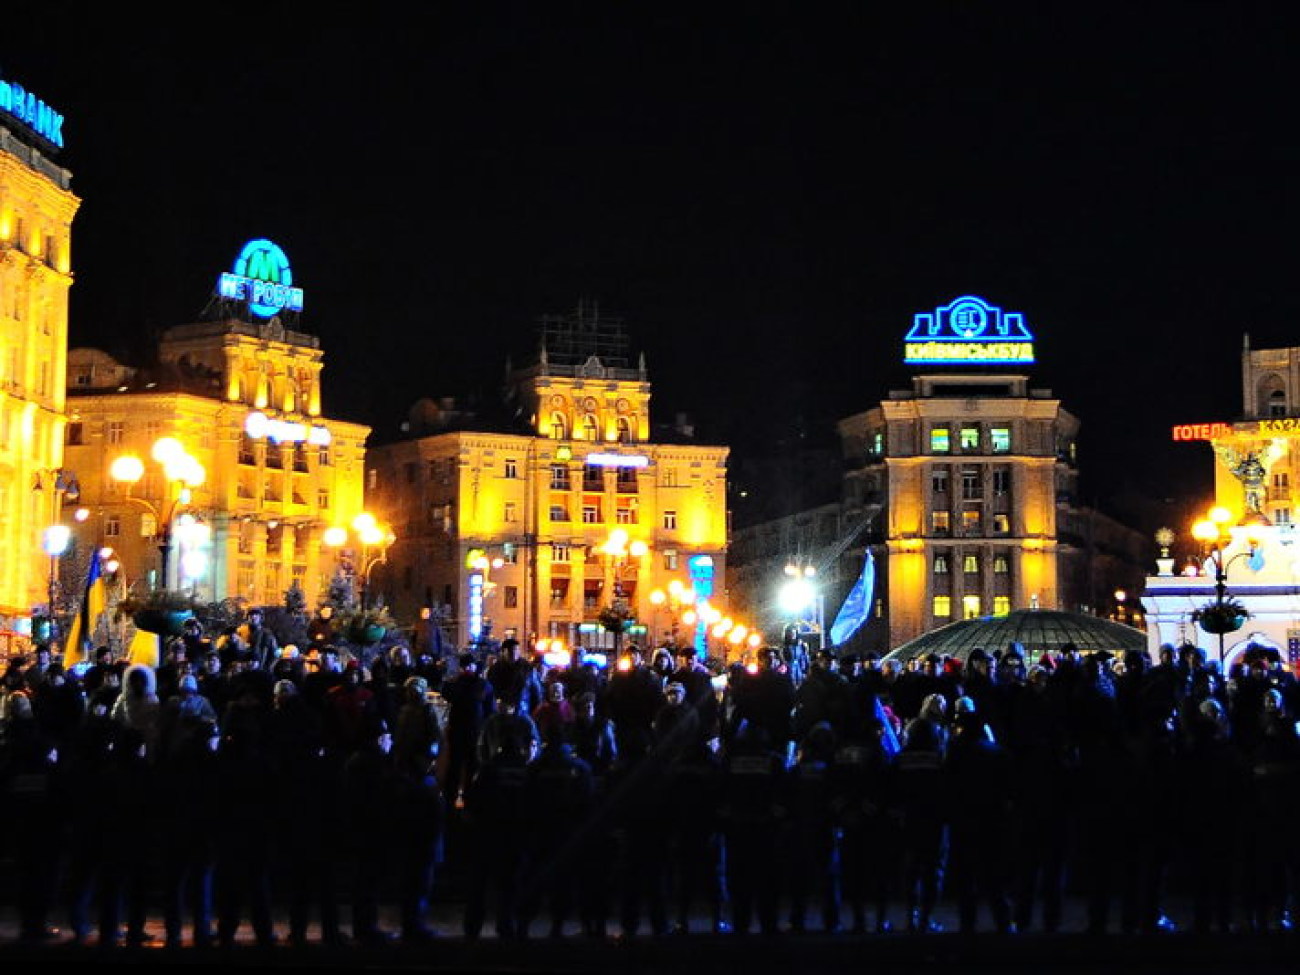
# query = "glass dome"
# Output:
<box><xmin>885</xmin><ymin>609</ymin><xmax>1148</xmax><ymax>666</ymax></box>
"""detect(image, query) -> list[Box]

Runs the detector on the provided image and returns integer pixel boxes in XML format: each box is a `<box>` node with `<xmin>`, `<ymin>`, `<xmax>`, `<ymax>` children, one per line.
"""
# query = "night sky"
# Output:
<box><xmin>7</xmin><ymin>3</ymin><xmax>1300</xmax><ymax>527</ymax></box>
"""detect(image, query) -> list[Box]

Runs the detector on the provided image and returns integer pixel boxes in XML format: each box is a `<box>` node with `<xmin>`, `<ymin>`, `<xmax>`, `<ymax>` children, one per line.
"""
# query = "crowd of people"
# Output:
<box><xmin>1</xmin><ymin>620</ymin><xmax>1299</xmax><ymax>950</ymax></box>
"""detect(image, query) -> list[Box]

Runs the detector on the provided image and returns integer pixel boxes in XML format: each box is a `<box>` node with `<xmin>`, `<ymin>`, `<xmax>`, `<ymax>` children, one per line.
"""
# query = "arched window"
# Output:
<box><xmin>617</xmin><ymin>416</ymin><xmax>633</xmax><ymax>443</ymax></box>
<box><xmin>582</xmin><ymin>414</ymin><xmax>599</xmax><ymax>441</ymax></box>
<box><xmin>1257</xmin><ymin>374</ymin><xmax>1287</xmax><ymax>417</ymax></box>
<box><xmin>550</xmin><ymin>412</ymin><xmax>568</xmax><ymax>440</ymax></box>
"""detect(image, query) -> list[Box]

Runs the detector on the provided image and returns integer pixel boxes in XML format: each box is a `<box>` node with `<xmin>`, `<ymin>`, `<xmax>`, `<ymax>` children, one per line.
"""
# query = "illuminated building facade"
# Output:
<box><xmin>366</xmin><ymin>306</ymin><xmax>729</xmax><ymax>655</ymax></box>
<box><xmin>63</xmin><ymin>242</ymin><xmax>369</xmax><ymax>614</ymax></box>
<box><xmin>731</xmin><ymin>296</ymin><xmax>1149</xmax><ymax>657</ymax></box>
<box><xmin>1143</xmin><ymin>337</ymin><xmax>1300</xmax><ymax>668</ymax></box>
<box><xmin>0</xmin><ymin>79</ymin><xmax>79</xmax><ymax>649</ymax></box>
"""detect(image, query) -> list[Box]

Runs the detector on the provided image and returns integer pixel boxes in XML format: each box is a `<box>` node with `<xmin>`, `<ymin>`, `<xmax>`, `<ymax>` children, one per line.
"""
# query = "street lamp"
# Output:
<box><xmin>1190</xmin><ymin>505</ymin><xmax>1267</xmax><ymax>666</ymax></box>
<box><xmin>42</xmin><ymin>524</ymin><xmax>71</xmax><ymax>641</ymax></box>
<box><xmin>323</xmin><ymin>512</ymin><xmax>396</xmax><ymax>609</ymax></box>
<box><xmin>109</xmin><ymin>437</ymin><xmax>206</xmax><ymax>591</ymax></box>
<box><xmin>648</xmin><ymin>578</ymin><xmax>696</xmax><ymax>649</ymax></box>
<box><xmin>779</xmin><ymin>562</ymin><xmax>824</xmax><ymax>653</ymax></box>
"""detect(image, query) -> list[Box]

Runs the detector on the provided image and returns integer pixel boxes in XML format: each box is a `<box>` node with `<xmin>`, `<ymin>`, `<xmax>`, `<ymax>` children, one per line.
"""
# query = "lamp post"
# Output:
<box><xmin>1191</xmin><ymin>505</ymin><xmax>1266</xmax><ymax>667</ymax></box>
<box><xmin>648</xmin><ymin>578</ymin><xmax>696</xmax><ymax>649</ymax></box>
<box><xmin>323</xmin><ymin>513</ymin><xmax>395</xmax><ymax>610</ymax></box>
<box><xmin>42</xmin><ymin>524</ymin><xmax>71</xmax><ymax>641</ymax></box>
<box><xmin>109</xmin><ymin>437</ymin><xmax>206</xmax><ymax>591</ymax></box>
<box><xmin>779</xmin><ymin>562</ymin><xmax>824</xmax><ymax>654</ymax></box>
<box><xmin>600</xmin><ymin>528</ymin><xmax>649</xmax><ymax>651</ymax></box>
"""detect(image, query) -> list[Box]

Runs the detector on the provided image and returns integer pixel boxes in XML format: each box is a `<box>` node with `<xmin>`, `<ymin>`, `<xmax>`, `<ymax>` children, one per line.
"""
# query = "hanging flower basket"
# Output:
<box><xmin>1193</xmin><ymin>598</ymin><xmax>1248</xmax><ymax>636</ymax></box>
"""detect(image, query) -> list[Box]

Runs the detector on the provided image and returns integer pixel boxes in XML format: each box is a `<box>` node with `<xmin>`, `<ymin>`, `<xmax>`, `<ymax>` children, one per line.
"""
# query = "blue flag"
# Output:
<box><xmin>874</xmin><ymin>694</ymin><xmax>901</xmax><ymax>757</ymax></box>
<box><xmin>830</xmin><ymin>549</ymin><xmax>875</xmax><ymax>647</ymax></box>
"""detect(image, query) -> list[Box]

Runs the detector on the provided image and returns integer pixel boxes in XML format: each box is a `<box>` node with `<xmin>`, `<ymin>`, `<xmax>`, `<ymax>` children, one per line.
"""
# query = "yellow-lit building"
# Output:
<box><xmin>63</xmin><ymin>245</ymin><xmax>369</xmax><ymax>617</ymax></box>
<box><xmin>366</xmin><ymin>307</ymin><xmax>729</xmax><ymax>655</ymax></box>
<box><xmin>0</xmin><ymin>79</ymin><xmax>79</xmax><ymax>650</ymax></box>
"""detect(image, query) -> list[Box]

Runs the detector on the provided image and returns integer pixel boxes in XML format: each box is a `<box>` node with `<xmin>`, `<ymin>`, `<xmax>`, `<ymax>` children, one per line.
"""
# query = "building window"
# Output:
<box><xmin>960</xmin><ymin>427</ymin><xmax>980</xmax><ymax>451</ymax></box>
<box><xmin>504</xmin><ymin>501</ymin><xmax>518</xmax><ymax>523</ymax></box>
<box><xmin>104</xmin><ymin>515</ymin><xmax>121</xmax><ymax>538</ymax></box>
<box><xmin>504</xmin><ymin>458</ymin><xmax>518</xmax><ymax>478</ymax></box>
<box><xmin>662</xmin><ymin>467</ymin><xmax>678</xmax><ymax>488</ymax></box>
<box><xmin>66</xmin><ymin>422</ymin><xmax>83</xmax><ymax>445</ymax></box>
<box><xmin>992</xmin><ymin>513</ymin><xmax>1010</xmax><ymax>534</ymax></box>
<box><xmin>617</xmin><ymin>417</ymin><xmax>632</xmax><ymax>442</ymax></box>
<box><xmin>551</xmin><ymin>413</ymin><xmax>568</xmax><ymax>439</ymax></box>
<box><xmin>993</xmin><ymin>595</ymin><xmax>1011</xmax><ymax>616</ymax></box>
<box><xmin>583</xmin><ymin>466</ymin><xmax>604</xmax><ymax>491</ymax></box>
<box><xmin>871</xmin><ymin>432</ymin><xmax>885</xmax><ymax>456</ymax></box>
<box><xmin>992</xmin><ymin>470</ymin><xmax>1010</xmax><ymax>495</ymax></box>
<box><xmin>932</xmin><ymin>470</ymin><xmax>949</xmax><ymax>495</ymax></box>
<box><xmin>504</xmin><ymin>586</ymin><xmax>519</xmax><ymax>609</ymax></box>
<box><xmin>663</xmin><ymin>510</ymin><xmax>678</xmax><ymax>530</ymax></box>
<box><xmin>317</xmin><ymin>488</ymin><xmax>330</xmax><ymax>509</ymax></box>
<box><xmin>107</xmin><ymin>421</ymin><xmax>124</xmax><ymax>445</ymax></box>
<box><xmin>550</xmin><ymin>504</ymin><xmax>570</xmax><ymax>522</ymax></box>
<box><xmin>502</xmin><ymin>544</ymin><xmax>518</xmax><ymax>564</ymax></box>
<box><xmin>930</xmin><ymin>427</ymin><xmax>950</xmax><ymax>453</ymax></box>
<box><xmin>1274</xmin><ymin>508</ymin><xmax>1293</xmax><ymax>525</ymax></box>
<box><xmin>963</xmin><ymin>554</ymin><xmax>979</xmax><ymax>573</ymax></box>
<box><xmin>582</xmin><ymin>415</ymin><xmax>599</xmax><ymax>441</ymax></box>
<box><xmin>1275</xmin><ymin>472</ymin><xmax>1290</xmax><ymax>487</ymax></box>
<box><xmin>962</xmin><ymin>510</ymin><xmax>981</xmax><ymax>535</ymax></box>
<box><xmin>961</xmin><ymin>471</ymin><xmax>980</xmax><ymax>500</ymax></box>
<box><xmin>615</xmin><ymin>467</ymin><xmax>638</xmax><ymax>492</ymax></box>
<box><xmin>582</xmin><ymin>504</ymin><xmax>601</xmax><ymax>524</ymax></box>
<box><xmin>551</xmin><ymin>544</ymin><xmax>571</xmax><ymax>563</ymax></box>
<box><xmin>932</xmin><ymin>510</ymin><xmax>951</xmax><ymax>535</ymax></box>
<box><xmin>934</xmin><ymin>554</ymin><xmax>950</xmax><ymax>574</ymax></box>
<box><xmin>616</xmin><ymin>507</ymin><xmax>636</xmax><ymax>525</ymax></box>
<box><xmin>993</xmin><ymin>554</ymin><xmax>1010</xmax><ymax>574</ymax></box>
<box><xmin>550</xmin><ymin>578</ymin><xmax>570</xmax><ymax>608</ymax></box>
<box><xmin>550</xmin><ymin>465</ymin><xmax>570</xmax><ymax>490</ymax></box>
<box><xmin>318</xmin><ymin>444</ymin><xmax>331</xmax><ymax>466</ymax></box>
<box><xmin>991</xmin><ymin>427</ymin><xmax>1011</xmax><ymax>453</ymax></box>
<box><xmin>663</xmin><ymin>550</ymin><xmax>679</xmax><ymax>571</ymax></box>
<box><xmin>933</xmin><ymin>595</ymin><xmax>951</xmax><ymax>618</ymax></box>
<box><xmin>962</xmin><ymin>595</ymin><xmax>982</xmax><ymax>619</ymax></box>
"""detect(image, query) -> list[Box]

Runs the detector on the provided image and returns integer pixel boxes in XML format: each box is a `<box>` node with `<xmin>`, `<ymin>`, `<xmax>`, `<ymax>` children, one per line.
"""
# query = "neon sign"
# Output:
<box><xmin>217</xmin><ymin>239</ymin><xmax>304</xmax><ymax>319</ymax></box>
<box><xmin>688</xmin><ymin>554</ymin><xmax>715</xmax><ymax>658</ymax></box>
<box><xmin>244</xmin><ymin>411</ymin><xmax>331</xmax><ymax>445</ymax></box>
<box><xmin>585</xmin><ymin>452</ymin><xmax>649</xmax><ymax>467</ymax></box>
<box><xmin>0</xmin><ymin>76</ymin><xmax>63</xmax><ymax>148</ymax></box>
<box><xmin>468</xmin><ymin>572</ymin><xmax>485</xmax><ymax>640</ymax></box>
<box><xmin>1172</xmin><ymin>422</ymin><xmax>1232</xmax><ymax>441</ymax></box>
<box><xmin>904</xmin><ymin>295</ymin><xmax>1035</xmax><ymax>365</ymax></box>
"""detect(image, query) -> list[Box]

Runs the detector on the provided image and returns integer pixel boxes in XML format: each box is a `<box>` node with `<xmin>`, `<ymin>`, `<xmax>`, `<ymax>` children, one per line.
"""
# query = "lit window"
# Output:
<box><xmin>993</xmin><ymin>595</ymin><xmax>1011</xmax><ymax>616</ymax></box>
<box><xmin>963</xmin><ymin>554</ymin><xmax>979</xmax><ymax>573</ymax></box>
<box><xmin>991</xmin><ymin>428</ymin><xmax>1011</xmax><ymax>453</ymax></box>
<box><xmin>934</xmin><ymin>554</ymin><xmax>949</xmax><ymax>574</ymax></box>
<box><xmin>551</xmin><ymin>413</ymin><xmax>568</xmax><ymax>439</ymax></box>
<box><xmin>962</xmin><ymin>595</ymin><xmax>981</xmax><ymax>619</ymax></box>
<box><xmin>993</xmin><ymin>514</ymin><xmax>1010</xmax><ymax>534</ymax></box>
<box><xmin>962</xmin><ymin>510</ymin><xmax>981</xmax><ymax>534</ymax></box>
<box><xmin>960</xmin><ymin>427</ymin><xmax>980</xmax><ymax>451</ymax></box>
<box><xmin>993</xmin><ymin>554</ymin><xmax>1009</xmax><ymax>574</ymax></box>
<box><xmin>583</xmin><ymin>415</ymin><xmax>598</xmax><ymax>441</ymax></box>
<box><xmin>663</xmin><ymin>510</ymin><xmax>678</xmax><ymax>530</ymax></box>
<box><xmin>871</xmin><ymin>432</ymin><xmax>884</xmax><ymax>456</ymax></box>
<box><xmin>933</xmin><ymin>595</ymin><xmax>951</xmax><ymax>618</ymax></box>
<box><xmin>932</xmin><ymin>510</ymin><xmax>951</xmax><ymax>534</ymax></box>
<box><xmin>663</xmin><ymin>550</ymin><xmax>679</xmax><ymax>571</ymax></box>
<box><xmin>930</xmin><ymin>428</ymin><xmax>950</xmax><ymax>453</ymax></box>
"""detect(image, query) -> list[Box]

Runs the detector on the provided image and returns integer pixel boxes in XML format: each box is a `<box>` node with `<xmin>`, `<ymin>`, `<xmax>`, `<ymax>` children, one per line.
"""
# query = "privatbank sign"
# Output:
<box><xmin>0</xmin><ymin>75</ymin><xmax>64</xmax><ymax>148</ymax></box>
<box><xmin>217</xmin><ymin>238</ymin><xmax>304</xmax><ymax>319</ymax></box>
<box><xmin>904</xmin><ymin>295</ymin><xmax>1035</xmax><ymax>365</ymax></box>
